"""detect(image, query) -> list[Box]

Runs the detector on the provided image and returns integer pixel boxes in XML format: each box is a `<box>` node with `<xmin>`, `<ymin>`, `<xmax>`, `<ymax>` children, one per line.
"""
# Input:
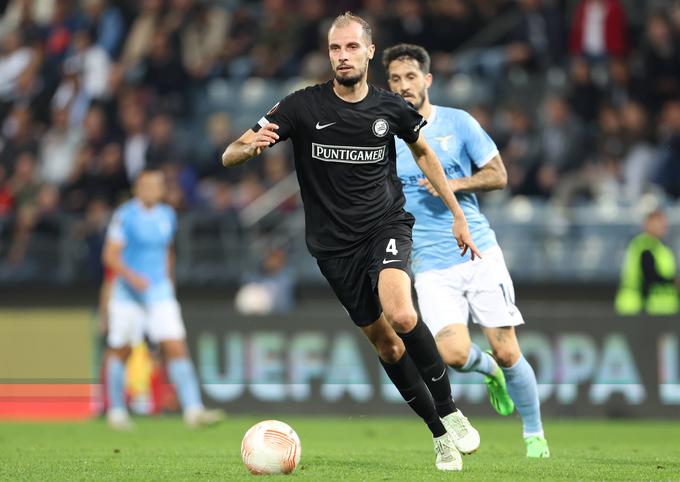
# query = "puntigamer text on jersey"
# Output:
<box><xmin>312</xmin><ymin>143</ymin><xmax>387</xmax><ymax>164</ymax></box>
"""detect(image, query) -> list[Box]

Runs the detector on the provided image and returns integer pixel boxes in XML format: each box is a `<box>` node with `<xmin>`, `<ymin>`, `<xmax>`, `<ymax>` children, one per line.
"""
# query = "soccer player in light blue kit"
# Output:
<box><xmin>383</xmin><ymin>44</ymin><xmax>549</xmax><ymax>458</ymax></box>
<box><xmin>102</xmin><ymin>168</ymin><xmax>223</xmax><ymax>430</ymax></box>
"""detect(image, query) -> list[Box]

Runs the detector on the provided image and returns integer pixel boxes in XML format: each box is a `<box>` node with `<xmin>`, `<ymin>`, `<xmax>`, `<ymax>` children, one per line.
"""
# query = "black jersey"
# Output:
<box><xmin>252</xmin><ymin>80</ymin><xmax>426</xmax><ymax>259</ymax></box>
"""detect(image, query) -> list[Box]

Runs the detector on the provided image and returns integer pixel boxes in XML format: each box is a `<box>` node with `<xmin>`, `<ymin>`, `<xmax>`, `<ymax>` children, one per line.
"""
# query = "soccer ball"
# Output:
<box><xmin>241</xmin><ymin>420</ymin><xmax>301</xmax><ymax>475</ymax></box>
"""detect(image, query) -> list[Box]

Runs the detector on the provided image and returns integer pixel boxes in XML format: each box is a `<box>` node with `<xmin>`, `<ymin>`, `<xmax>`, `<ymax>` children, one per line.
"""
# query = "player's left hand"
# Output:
<box><xmin>419</xmin><ymin>178</ymin><xmax>458</xmax><ymax>196</ymax></box>
<box><xmin>452</xmin><ymin>215</ymin><xmax>482</xmax><ymax>260</ymax></box>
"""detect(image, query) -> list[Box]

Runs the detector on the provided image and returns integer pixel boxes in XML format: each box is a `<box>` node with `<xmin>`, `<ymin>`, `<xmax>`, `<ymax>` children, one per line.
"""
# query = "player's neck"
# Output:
<box><xmin>332</xmin><ymin>79</ymin><xmax>369</xmax><ymax>103</ymax></box>
<box><xmin>137</xmin><ymin>198</ymin><xmax>157</xmax><ymax>210</ymax></box>
<box><xmin>419</xmin><ymin>100</ymin><xmax>433</xmax><ymax>121</ymax></box>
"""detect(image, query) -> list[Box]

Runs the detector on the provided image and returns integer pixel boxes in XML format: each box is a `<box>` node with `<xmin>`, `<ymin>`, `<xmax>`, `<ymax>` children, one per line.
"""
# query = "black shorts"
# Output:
<box><xmin>317</xmin><ymin>223</ymin><xmax>413</xmax><ymax>326</ymax></box>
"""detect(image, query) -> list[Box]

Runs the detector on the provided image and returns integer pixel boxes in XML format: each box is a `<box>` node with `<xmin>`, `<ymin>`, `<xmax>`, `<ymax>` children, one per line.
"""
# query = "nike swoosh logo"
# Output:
<box><xmin>432</xmin><ymin>369</ymin><xmax>446</xmax><ymax>382</ymax></box>
<box><xmin>315</xmin><ymin>122</ymin><xmax>336</xmax><ymax>130</ymax></box>
<box><xmin>382</xmin><ymin>259</ymin><xmax>401</xmax><ymax>265</ymax></box>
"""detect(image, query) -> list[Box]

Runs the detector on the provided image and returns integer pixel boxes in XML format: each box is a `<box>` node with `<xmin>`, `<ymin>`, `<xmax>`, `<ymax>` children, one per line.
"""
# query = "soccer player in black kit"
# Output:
<box><xmin>222</xmin><ymin>12</ymin><xmax>480</xmax><ymax>471</ymax></box>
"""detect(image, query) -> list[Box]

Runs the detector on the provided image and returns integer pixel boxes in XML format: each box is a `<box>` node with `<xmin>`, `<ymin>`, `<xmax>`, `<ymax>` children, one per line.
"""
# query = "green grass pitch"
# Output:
<box><xmin>1</xmin><ymin>417</ymin><xmax>679</xmax><ymax>481</ymax></box>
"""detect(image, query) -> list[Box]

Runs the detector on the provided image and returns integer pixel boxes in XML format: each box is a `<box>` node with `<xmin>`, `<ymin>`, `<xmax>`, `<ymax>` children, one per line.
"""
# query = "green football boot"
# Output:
<box><xmin>483</xmin><ymin>364</ymin><xmax>515</xmax><ymax>416</ymax></box>
<box><xmin>525</xmin><ymin>436</ymin><xmax>550</xmax><ymax>458</ymax></box>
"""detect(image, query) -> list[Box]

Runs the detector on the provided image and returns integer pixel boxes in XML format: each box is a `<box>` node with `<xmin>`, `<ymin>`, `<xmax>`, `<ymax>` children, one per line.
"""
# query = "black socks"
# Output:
<box><xmin>380</xmin><ymin>352</ymin><xmax>446</xmax><ymax>437</ymax></box>
<box><xmin>398</xmin><ymin>320</ymin><xmax>457</xmax><ymax>417</ymax></box>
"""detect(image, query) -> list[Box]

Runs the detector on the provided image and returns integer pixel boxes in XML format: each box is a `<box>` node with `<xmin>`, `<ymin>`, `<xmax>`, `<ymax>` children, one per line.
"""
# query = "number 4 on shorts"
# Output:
<box><xmin>386</xmin><ymin>238</ymin><xmax>398</xmax><ymax>255</ymax></box>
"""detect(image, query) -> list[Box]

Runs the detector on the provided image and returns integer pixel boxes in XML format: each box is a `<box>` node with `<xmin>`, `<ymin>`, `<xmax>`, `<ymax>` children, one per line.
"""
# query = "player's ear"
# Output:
<box><xmin>367</xmin><ymin>43</ymin><xmax>375</xmax><ymax>60</ymax></box>
<box><xmin>425</xmin><ymin>73</ymin><xmax>433</xmax><ymax>88</ymax></box>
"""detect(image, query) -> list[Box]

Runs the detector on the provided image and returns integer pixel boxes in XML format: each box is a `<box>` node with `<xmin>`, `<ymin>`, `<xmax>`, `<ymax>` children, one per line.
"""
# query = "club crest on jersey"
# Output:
<box><xmin>372</xmin><ymin>118</ymin><xmax>389</xmax><ymax>137</ymax></box>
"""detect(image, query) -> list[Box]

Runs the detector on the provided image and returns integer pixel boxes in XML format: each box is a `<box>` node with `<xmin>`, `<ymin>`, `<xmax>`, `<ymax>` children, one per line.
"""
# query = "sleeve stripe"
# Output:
<box><xmin>476</xmin><ymin>149</ymin><xmax>499</xmax><ymax>168</ymax></box>
<box><xmin>257</xmin><ymin>116</ymin><xmax>269</xmax><ymax>128</ymax></box>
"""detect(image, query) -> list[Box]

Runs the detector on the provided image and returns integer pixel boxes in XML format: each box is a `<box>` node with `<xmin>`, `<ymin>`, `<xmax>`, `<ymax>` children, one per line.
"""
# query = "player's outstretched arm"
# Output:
<box><xmin>221</xmin><ymin>123</ymin><xmax>280</xmax><ymax>167</ymax></box>
<box><xmin>419</xmin><ymin>154</ymin><xmax>507</xmax><ymax>196</ymax></box>
<box><xmin>407</xmin><ymin>135</ymin><xmax>482</xmax><ymax>259</ymax></box>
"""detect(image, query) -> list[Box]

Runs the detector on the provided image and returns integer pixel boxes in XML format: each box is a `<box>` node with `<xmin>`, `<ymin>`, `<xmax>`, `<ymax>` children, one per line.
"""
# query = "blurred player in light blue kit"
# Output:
<box><xmin>383</xmin><ymin>44</ymin><xmax>549</xmax><ymax>458</ymax></box>
<box><xmin>102</xmin><ymin>168</ymin><xmax>223</xmax><ymax>430</ymax></box>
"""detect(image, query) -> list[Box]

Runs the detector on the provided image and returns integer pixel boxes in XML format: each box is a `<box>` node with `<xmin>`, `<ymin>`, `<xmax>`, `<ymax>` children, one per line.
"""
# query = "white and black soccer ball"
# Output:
<box><xmin>241</xmin><ymin>420</ymin><xmax>301</xmax><ymax>475</ymax></box>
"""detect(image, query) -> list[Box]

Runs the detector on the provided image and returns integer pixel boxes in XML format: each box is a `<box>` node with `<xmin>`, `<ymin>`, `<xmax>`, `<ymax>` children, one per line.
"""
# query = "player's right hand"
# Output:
<box><xmin>452</xmin><ymin>215</ymin><xmax>482</xmax><ymax>260</ymax></box>
<box><xmin>127</xmin><ymin>272</ymin><xmax>149</xmax><ymax>292</ymax></box>
<box><xmin>249</xmin><ymin>123</ymin><xmax>279</xmax><ymax>156</ymax></box>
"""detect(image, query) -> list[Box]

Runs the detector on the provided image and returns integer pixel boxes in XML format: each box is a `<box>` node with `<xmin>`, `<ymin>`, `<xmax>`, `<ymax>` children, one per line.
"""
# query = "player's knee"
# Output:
<box><xmin>492</xmin><ymin>346</ymin><xmax>520</xmax><ymax>367</ymax></box>
<box><xmin>384</xmin><ymin>307</ymin><xmax>417</xmax><ymax>333</ymax></box>
<box><xmin>377</xmin><ymin>341</ymin><xmax>405</xmax><ymax>364</ymax></box>
<box><xmin>438</xmin><ymin>343</ymin><xmax>469</xmax><ymax>368</ymax></box>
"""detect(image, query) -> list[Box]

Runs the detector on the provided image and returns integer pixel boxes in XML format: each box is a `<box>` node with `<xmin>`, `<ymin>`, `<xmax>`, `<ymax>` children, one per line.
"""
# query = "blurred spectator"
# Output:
<box><xmin>74</xmin><ymin>0</ymin><xmax>124</xmax><ymax>58</ymax></box>
<box><xmin>199</xmin><ymin>111</ymin><xmax>235</xmax><ymax>179</ymax></box>
<box><xmin>426</xmin><ymin>0</ymin><xmax>478</xmax><ymax>55</ymax></box>
<box><xmin>38</xmin><ymin>104</ymin><xmax>83</xmax><ymax>186</ymax></box>
<box><xmin>52</xmin><ymin>55</ymin><xmax>90</xmax><ymax>127</ymax></box>
<box><xmin>498</xmin><ymin>106</ymin><xmax>542</xmax><ymax>195</ymax></box>
<box><xmin>653</xmin><ymin>100</ymin><xmax>680</xmax><ymax>199</ymax></box>
<box><xmin>384</xmin><ymin>0</ymin><xmax>427</xmax><ymax>48</ymax></box>
<box><xmin>0</xmin><ymin>29</ymin><xmax>37</xmax><ymax>109</ymax></box>
<box><xmin>594</xmin><ymin>103</ymin><xmax>624</xmax><ymax>155</ymax></box>
<box><xmin>615</xmin><ymin>209</ymin><xmax>679</xmax><ymax>315</ymax></box>
<box><xmin>295</xmin><ymin>0</ymin><xmax>326</xmax><ymax>60</ymax></box>
<box><xmin>0</xmin><ymin>163</ymin><xmax>12</xmax><ymax>215</ymax></box>
<box><xmin>161</xmin><ymin>161</ymin><xmax>197</xmax><ymax>211</ymax></box>
<box><xmin>42</xmin><ymin>0</ymin><xmax>74</xmax><ymax>75</ymax></box>
<box><xmin>63</xmin><ymin>107</ymin><xmax>128</xmax><ymax>210</ymax></box>
<box><xmin>233</xmin><ymin>170</ymin><xmax>264</xmax><ymax>210</ymax></box>
<box><xmin>602</xmin><ymin>57</ymin><xmax>641</xmax><ymax>108</ymax></box>
<box><xmin>66</xmin><ymin>27</ymin><xmax>112</xmax><ymax>101</ymax></box>
<box><xmin>0</xmin><ymin>104</ymin><xmax>39</xmax><ymax>175</ymax></box>
<box><xmin>567</xmin><ymin>57</ymin><xmax>602</xmax><ymax>123</ymax></box>
<box><xmin>249</xmin><ymin>0</ymin><xmax>302</xmax><ymax>79</ymax></box>
<box><xmin>637</xmin><ymin>12</ymin><xmax>680</xmax><ymax>111</ymax></box>
<box><xmin>181</xmin><ymin>1</ymin><xmax>229</xmax><ymax>81</ymax></box>
<box><xmin>145</xmin><ymin>112</ymin><xmax>182</xmax><ymax>168</ymax></box>
<box><xmin>220</xmin><ymin>4</ymin><xmax>258</xmax><ymax>79</ymax></box>
<box><xmin>139</xmin><ymin>30</ymin><xmax>189</xmax><ymax>114</ymax></box>
<box><xmin>118</xmin><ymin>101</ymin><xmax>148</xmax><ymax>181</ymax></box>
<box><xmin>4</xmin><ymin>152</ymin><xmax>60</xmax><ymax>266</ymax></box>
<box><xmin>568</xmin><ymin>0</ymin><xmax>629</xmax><ymax>61</ymax></box>
<box><xmin>619</xmin><ymin>101</ymin><xmax>658</xmax><ymax>201</ymax></box>
<box><xmin>509</xmin><ymin>0</ymin><xmax>565</xmax><ymax>69</ymax></box>
<box><xmin>64</xmin><ymin>141</ymin><xmax>129</xmax><ymax>212</ymax></box>
<box><xmin>0</xmin><ymin>0</ymin><xmax>54</xmax><ymax>37</ymax></box>
<box><xmin>118</xmin><ymin>0</ymin><xmax>163</xmax><ymax>74</ymax></box>
<box><xmin>71</xmin><ymin>195</ymin><xmax>111</xmax><ymax>280</ymax></box>
<box><xmin>536</xmin><ymin>96</ymin><xmax>587</xmax><ymax>197</ymax></box>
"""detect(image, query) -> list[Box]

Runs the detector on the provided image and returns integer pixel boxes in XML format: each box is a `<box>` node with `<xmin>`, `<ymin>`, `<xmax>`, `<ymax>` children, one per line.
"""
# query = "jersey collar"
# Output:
<box><xmin>424</xmin><ymin>105</ymin><xmax>437</xmax><ymax>131</ymax></box>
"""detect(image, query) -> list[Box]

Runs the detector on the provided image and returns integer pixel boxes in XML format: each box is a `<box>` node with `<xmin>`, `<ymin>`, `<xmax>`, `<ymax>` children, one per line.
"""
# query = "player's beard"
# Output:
<box><xmin>407</xmin><ymin>88</ymin><xmax>427</xmax><ymax>110</ymax></box>
<box><xmin>334</xmin><ymin>63</ymin><xmax>366</xmax><ymax>87</ymax></box>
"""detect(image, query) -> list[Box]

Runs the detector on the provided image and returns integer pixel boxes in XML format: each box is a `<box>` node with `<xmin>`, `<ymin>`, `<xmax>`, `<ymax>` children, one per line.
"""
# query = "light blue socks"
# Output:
<box><xmin>106</xmin><ymin>356</ymin><xmax>126</xmax><ymax>411</ymax></box>
<box><xmin>460</xmin><ymin>343</ymin><xmax>497</xmax><ymax>376</ymax></box>
<box><xmin>502</xmin><ymin>354</ymin><xmax>543</xmax><ymax>437</ymax></box>
<box><xmin>167</xmin><ymin>358</ymin><xmax>203</xmax><ymax>412</ymax></box>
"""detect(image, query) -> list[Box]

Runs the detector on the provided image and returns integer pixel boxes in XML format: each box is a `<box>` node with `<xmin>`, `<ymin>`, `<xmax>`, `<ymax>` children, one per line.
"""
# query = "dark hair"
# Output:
<box><xmin>382</xmin><ymin>43</ymin><xmax>431</xmax><ymax>74</ymax></box>
<box><xmin>330</xmin><ymin>11</ymin><xmax>372</xmax><ymax>45</ymax></box>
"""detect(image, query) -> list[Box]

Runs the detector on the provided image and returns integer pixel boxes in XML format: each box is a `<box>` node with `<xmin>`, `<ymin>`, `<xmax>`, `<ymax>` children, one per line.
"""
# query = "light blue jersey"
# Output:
<box><xmin>107</xmin><ymin>199</ymin><xmax>177</xmax><ymax>304</ymax></box>
<box><xmin>395</xmin><ymin>105</ymin><xmax>499</xmax><ymax>273</ymax></box>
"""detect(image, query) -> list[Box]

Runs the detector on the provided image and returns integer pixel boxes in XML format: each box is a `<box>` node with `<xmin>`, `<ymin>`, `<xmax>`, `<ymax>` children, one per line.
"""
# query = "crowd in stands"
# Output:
<box><xmin>0</xmin><ymin>0</ymin><xmax>679</xmax><ymax>271</ymax></box>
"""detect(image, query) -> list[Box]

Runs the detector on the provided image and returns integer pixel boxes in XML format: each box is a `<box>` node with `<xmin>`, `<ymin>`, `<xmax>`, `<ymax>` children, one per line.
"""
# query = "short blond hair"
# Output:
<box><xmin>330</xmin><ymin>11</ymin><xmax>372</xmax><ymax>45</ymax></box>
